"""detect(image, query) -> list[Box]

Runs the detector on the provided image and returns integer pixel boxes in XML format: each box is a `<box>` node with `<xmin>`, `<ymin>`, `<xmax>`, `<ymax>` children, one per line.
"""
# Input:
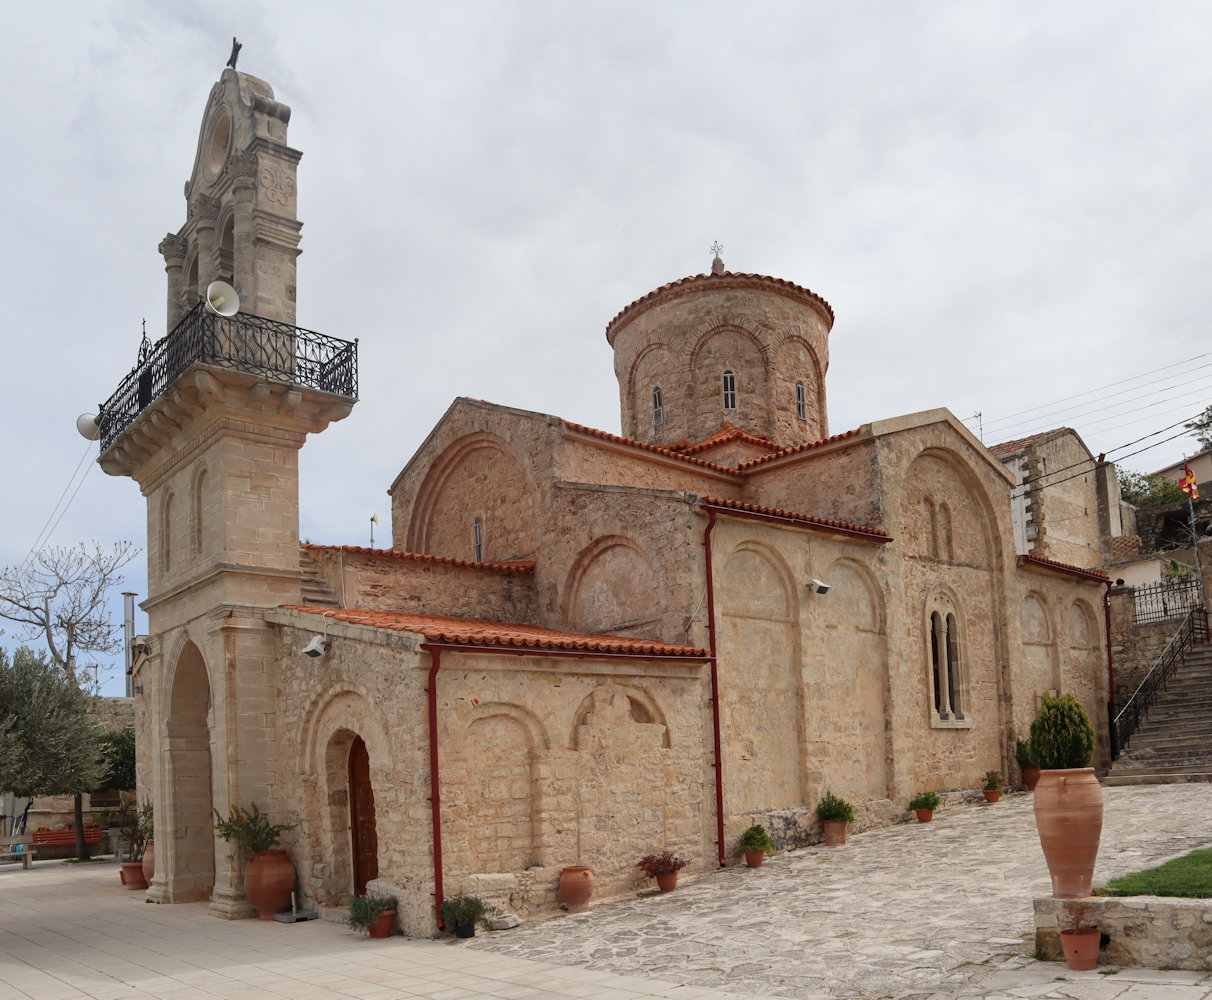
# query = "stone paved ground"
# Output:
<box><xmin>465</xmin><ymin>784</ymin><xmax>1212</xmax><ymax>998</ymax></box>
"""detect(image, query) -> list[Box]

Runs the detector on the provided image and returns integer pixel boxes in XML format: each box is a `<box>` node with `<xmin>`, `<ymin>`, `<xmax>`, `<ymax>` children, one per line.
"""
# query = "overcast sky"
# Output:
<box><xmin>4</xmin><ymin>1</ymin><xmax>1211</xmax><ymax>693</ymax></box>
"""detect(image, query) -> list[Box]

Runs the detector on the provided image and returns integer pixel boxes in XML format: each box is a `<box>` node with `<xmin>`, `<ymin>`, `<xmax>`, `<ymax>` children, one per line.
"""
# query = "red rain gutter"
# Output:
<box><xmin>426</xmin><ymin>648</ymin><xmax>446</xmax><ymax>930</ymax></box>
<box><xmin>420</xmin><ymin>639</ymin><xmax>712</xmax><ymax>929</ymax></box>
<box><xmin>1104</xmin><ymin>581</ymin><xmax>1116</xmax><ymax>754</ymax></box>
<box><xmin>699</xmin><ymin>500</ymin><xmax>891</xmax><ymax>543</ymax></box>
<box><xmin>702</xmin><ymin>509</ymin><xmax>727</xmax><ymax>867</ymax></box>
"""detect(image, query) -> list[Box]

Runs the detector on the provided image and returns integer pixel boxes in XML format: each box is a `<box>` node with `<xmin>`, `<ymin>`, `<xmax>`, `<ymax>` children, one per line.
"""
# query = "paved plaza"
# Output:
<box><xmin>2</xmin><ymin>784</ymin><xmax>1210</xmax><ymax>1000</ymax></box>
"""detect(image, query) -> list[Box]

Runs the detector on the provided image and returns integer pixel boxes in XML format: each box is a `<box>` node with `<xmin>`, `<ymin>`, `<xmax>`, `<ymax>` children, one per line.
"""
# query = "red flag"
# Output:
<box><xmin>1180</xmin><ymin>463</ymin><xmax>1200</xmax><ymax>501</ymax></box>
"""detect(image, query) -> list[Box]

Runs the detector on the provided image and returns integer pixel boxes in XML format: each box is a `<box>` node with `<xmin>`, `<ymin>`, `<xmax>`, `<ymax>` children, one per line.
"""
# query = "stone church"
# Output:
<box><xmin>96</xmin><ymin>67</ymin><xmax>1110</xmax><ymax>935</ymax></box>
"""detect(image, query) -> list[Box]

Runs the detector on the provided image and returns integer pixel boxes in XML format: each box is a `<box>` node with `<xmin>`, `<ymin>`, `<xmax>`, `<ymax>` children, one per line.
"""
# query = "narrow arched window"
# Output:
<box><xmin>796</xmin><ymin>381</ymin><xmax>807</xmax><ymax>421</ymax></box>
<box><xmin>473</xmin><ymin>516</ymin><xmax>483</xmax><ymax>563</ymax></box>
<box><xmin>192</xmin><ymin>469</ymin><xmax>206</xmax><ymax>559</ymax></box>
<box><xmin>946</xmin><ymin>612</ymin><xmax>964</xmax><ymax>718</ymax></box>
<box><xmin>652</xmin><ymin>386</ymin><xmax>664</xmax><ymax>428</ymax></box>
<box><xmin>161</xmin><ymin>491</ymin><xmax>175</xmax><ymax>574</ymax></box>
<box><xmin>930</xmin><ymin>612</ymin><xmax>943</xmax><ymax>713</ymax></box>
<box><xmin>722</xmin><ymin>370</ymin><xmax>736</xmax><ymax>410</ymax></box>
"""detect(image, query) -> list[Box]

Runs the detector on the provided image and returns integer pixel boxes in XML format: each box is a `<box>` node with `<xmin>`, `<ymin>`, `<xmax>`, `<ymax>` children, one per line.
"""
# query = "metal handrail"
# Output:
<box><xmin>1112</xmin><ymin>606</ymin><xmax>1209</xmax><ymax>757</ymax></box>
<box><xmin>98</xmin><ymin>302</ymin><xmax>358</xmax><ymax>451</ymax></box>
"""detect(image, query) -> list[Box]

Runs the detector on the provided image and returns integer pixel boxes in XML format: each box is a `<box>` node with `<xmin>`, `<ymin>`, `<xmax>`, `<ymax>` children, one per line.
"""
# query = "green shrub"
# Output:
<box><xmin>815</xmin><ymin>790</ymin><xmax>855</xmax><ymax>823</ymax></box>
<box><xmin>213</xmin><ymin>803</ymin><xmax>295</xmax><ymax>854</ymax></box>
<box><xmin>908</xmin><ymin>791</ymin><xmax>940</xmax><ymax>811</ymax></box>
<box><xmin>346</xmin><ymin>892</ymin><xmax>396</xmax><ymax>933</ymax></box>
<box><xmin>1029</xmin><ymin>693</ymin><xmax>1095</xmax><ymax>769</ymax></box>
<box><xmin>738</xmin><ymin>824</ymin><xmax>775</xmax><ymax>853</ymax></box>
<box><xmin>1015</xmin><ymin>738</ymin><xmax>1038</xmax><ymax>768</ymax></box>
<box><xmin>439</xmin><ymin>893</ymin><xmax>498</xmax><ymax>929</ymax></box>
<box><xmin>983</xmin><ymin>770</ymin><xmax>1003</xmax><ymax>791</ymax></box>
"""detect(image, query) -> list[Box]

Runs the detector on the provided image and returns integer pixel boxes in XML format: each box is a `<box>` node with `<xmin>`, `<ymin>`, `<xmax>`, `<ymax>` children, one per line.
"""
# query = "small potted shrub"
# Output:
<box><xmin>1030</xmin><ymin>692</ymin><xmax>1102</xmax><ymax>898</ymax></box>
<box><xmin>115</xmin><ymin>792</ymin><xmax>149</xmax><ymax>890</ymax></box>
<box><xmin>347</xmin><ymin>891</ymin><xmax>397</xmax><ymax>938</ymax></box>
<box><xmin>815</xmin><ymin>791</ymin><xmax>855</xmax><ymax>846</ymax></box>
<box><xmin>1016</xmin><ymin>738</ymin><xmax>1041</xmax><ymax>791</ymax></box>
<box><xmin>908</xmin><ymin>790</ymin><xmax>940</xmax><ymax>823</ymax></box>
<box><xmin>213</xmin><ymin>803</ymin><xmax>297</xmax><ymax>919</ymax></box>
<box><xmin>1059</xmin><ymin>901</ymin><xmax>1099</xmax><ymax>970</ymax></box>
<box><xmin>982</xmin><ymin>770</ymin><xmax>1003</xmax><ymax>803</ymax></box>
<box><xmin>440</xmin><ymin>893</ymin><xmax>498</xmax><ymax>938</ymax></box>
<box><xmin>637</xmin><ymin>850</ymin><xmax>688</xmax><ymax>892</ymax></box>
<box><xmin>738</xmin><ymin>824</ymin><xmax>775</xmax><ymax>868</ymax></box>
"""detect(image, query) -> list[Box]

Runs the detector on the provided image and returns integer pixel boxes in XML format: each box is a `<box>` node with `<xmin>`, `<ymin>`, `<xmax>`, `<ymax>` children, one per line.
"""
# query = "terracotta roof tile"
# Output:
<box><xmin>1017</xmin><ymin>554</ymin><xmax>1110</xmax><ymax>583</ymax></box>
<box><xmin>301</xmin><ymin>544</ymin><xmax>535</xmax><ymax>575</ymax></box>
<box><xmin>988</xmin><ymin>429</ymin><xmax>1070</xmax><ymax>460</ymax></box>
<box><xmin>732</xmin><ymin>427</ymin><xmax>866</xmax><ymax>471</ymax></box>
<box><xmin>606</xmin><ymin>271</ymin><xmax>835</xmax><ymax>343</ymax></box>
<box><xmin>669</xmin><ymin>423</ymin><xmax>778</xmax><ymax>456</ymax></box>
<box><xmin>700</xmin><ymin>496</ymin><xmax>891</xmax><ymax>541</ymax></box>
<box><xmin>281</xmin><ymin>607</ymin><xmax>709</xmax><ymax>657</ymax></box>
<box><xmin>562</xmin><ymin>421</ymin><xmax>740</xmax><ymax>475</ymax></box>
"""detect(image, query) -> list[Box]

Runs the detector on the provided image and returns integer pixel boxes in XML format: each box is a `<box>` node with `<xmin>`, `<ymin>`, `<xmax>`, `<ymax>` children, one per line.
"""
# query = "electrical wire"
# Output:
<box><xmin>18</xmin><ymin>438</ymin><xmax>97</xmax><ymax>568</ymax></box>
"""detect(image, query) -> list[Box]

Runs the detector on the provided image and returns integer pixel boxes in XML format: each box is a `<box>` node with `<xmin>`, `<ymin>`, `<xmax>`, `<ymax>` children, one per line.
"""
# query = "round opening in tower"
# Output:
<box><xmin>206</xmin><ymin>114</ymin><xmax>232</xmax><ymax>176</ymax></box>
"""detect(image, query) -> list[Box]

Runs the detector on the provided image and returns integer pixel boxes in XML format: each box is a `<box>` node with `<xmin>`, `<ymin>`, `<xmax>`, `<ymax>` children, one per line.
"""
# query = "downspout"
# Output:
<box><xmin>702</xmin><ymin>508</ymin><xmax>726</xmax><ymax>866</ymax></box>
<box><xmin>426</xmin><ymin>648</ymin><xmax>446</xmax><ymax>929</ymax></box>
<box><xmin>1103</xmin><ymin>580</ymin><xmax>1117</xmax><ymax>760</ymax></box>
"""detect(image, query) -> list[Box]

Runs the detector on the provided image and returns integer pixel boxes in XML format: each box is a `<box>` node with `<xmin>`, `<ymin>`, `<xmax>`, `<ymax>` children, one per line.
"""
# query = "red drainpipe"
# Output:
<box><xmin>426</xmin><ymin>648</ymin><xmax>446</xmax><ymax>930</ymax></box>
<box><xmin>1103</xmin><ymin>580</ymin><xmax>1116</xmax><ymax>756</ymax></box>
<box><xmin>703</xmin><ymin>508</ymin><xmax>726</xmax><ymax>867</ymax></box>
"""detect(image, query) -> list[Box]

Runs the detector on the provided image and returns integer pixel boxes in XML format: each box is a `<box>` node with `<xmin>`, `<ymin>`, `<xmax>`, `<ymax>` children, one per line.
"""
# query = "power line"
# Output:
<box><xmin>19</xmin><ymin>439</ymin><xmax>97</xmax><ymax>568</ymax></box>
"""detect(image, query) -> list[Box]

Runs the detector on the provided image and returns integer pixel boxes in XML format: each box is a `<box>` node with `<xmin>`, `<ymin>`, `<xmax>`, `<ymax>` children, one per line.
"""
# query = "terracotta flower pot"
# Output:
<box><xmin>822</xmin><ymin>820</ymin><xmax>847</xmax><ymax>846</ymax></box>
<box><xmin>983</xmin><ymin>789</ymin><xmax>1001</xmax><ymax>803</ymax></box>
<box><xmin>1023</xmin><ymin>765</ymin><xmax>1041</xmax><ymax>791</ymax></box>
<box><xmin>1060</xmin><ymin>927</ymin><xmax>1100</xmax><ymax>970</ymax></box>
<box><xmin>655</xmin><ymin>871</ymin><xmax>678</xmax><ymax>892</ymax></box>
<box><xmin>368</xmin><ymin>908</ymin><xmax>396</xmax><ymax>938</ymax></box>
<box><xmin>120</xmin><ymin>860</ymin><xmax>148</xmax><ymax>890</ymax></box>
<box><xmin>1034</xmin><ymin>767</ymin><xmax>1103</xmax><ymax>898</ymax></box>
<box><xmin>914</xmin><ymin>808</ymin><xmax>933</xmax><ymax>823</ymax></box>
<box><xmin>560</xmin><ymin>865</ymin><xmax>595</xmax><ymax>913</ymax></box>
<box><xmin>243</xmin><ymin>849</ymin><xmax>296</xmax><ymax>919</ymax></box>
<box><xmin>744</xmin><ymin>848</ymin><xmax>765</xmax><ymax>868</ymax></box>
<box><xmin>142</xmin><ymin>840</ymin><xmax>155</xmax><ymax>883</ymax></box>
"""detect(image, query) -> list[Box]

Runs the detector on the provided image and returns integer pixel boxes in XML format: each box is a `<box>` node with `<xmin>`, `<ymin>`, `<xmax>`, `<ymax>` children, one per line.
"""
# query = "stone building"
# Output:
<box><xmin>96</xmin><ymin>68</ymin><xmax>1111</xmax><ymax>935</ymax></box>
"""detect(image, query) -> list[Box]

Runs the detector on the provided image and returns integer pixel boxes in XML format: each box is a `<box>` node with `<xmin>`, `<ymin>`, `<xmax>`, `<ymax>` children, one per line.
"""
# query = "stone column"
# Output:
<box><xmin>191</xmin><ymin>194</ymin><xmax>221</xmax><ymax>296</ymax></box>
<box><xmin>159</xmin><ymin>234</ymin><xmax>188</xmax><ymax>331</ymax></box>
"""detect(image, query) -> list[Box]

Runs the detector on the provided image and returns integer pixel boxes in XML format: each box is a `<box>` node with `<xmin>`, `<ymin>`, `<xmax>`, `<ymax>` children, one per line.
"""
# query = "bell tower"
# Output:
<box><xmin>96</xmin><ymin>65</ymin><xmax>357</xmax><ymax>916</ymax></box>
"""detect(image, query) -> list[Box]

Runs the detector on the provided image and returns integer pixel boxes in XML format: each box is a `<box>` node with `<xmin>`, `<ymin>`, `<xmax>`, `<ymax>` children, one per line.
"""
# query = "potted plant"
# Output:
<box><xmin>213</xmin><ymin>803</ymin><xmax>297</xmax><ymax>919</ymax></box>
<box><xmin>346</xmin><ymin>891</ymin><xmax>397</xmax><ymax>938</ymax></box>
<box><xmin>982</xmin><ymin>771</ymin><xmax>1003</xmax><ymax>803</ymax></box>
<box><xmin>815</xmin><ymin>791</ymin><xmax>855</xmax><ymax>846</ymax></box>
<box><xmin>908</xmin><ymin>791</ymin><xmax>940</xmax><ymax>823</ymax></box>
<box><xmin>1059</xmin><ymin>901</ymin><xmax>1100</xmax><ymax>970</ymax></box>
<box><xmin>1030</xmin><ymin>692</ymin><xmax>1101</xmax><ymax>898</ymax></box>
<box><xmin>637</xmin><ymin>850</ymin><xmax>688</xmax><ymax>892</ymax></box>
<box><xmin>115</xmin><ymin>792</ymin><xmax>149</xmax><ymax>890</ymax></box>
<box><xmin>1016</xmin><ymin>737</ymin><xmax>1041</xmax><ymax>791</ymax></box>
<box><xmin>738</xmin><ymin>824</ymin><xmax>775</xmax><ymax>868</ymax></box>
<box><xmin>440</xmin><ymin>893</ymin><xmax>498</xmax><ymax>938</ymax></box>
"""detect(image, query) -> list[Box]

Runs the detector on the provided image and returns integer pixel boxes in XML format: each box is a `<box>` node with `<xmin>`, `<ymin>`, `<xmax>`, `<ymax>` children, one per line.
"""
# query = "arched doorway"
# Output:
<box><xmin>164</xmin><ymin>640</ymin><xmax>214</xmax><ymax>901</ymax></box>
<box><xmin>348</xmin><ymin>736</ymin><xmax>378</xmax><ymax>895</ymax></box>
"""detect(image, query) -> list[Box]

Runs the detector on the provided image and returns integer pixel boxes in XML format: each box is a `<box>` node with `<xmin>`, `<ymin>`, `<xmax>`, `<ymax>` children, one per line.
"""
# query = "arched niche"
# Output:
<box><xmin>571</xmin><ymin>684</ymin><xmax>670</xmax><ymax>751</ymax></box>
<box><xmin>564</xmin><ymin>536</ymin><xmax>663</xmax><ymax>635</ymax></box>
<box><xmin>899</xmin><ymin>450</ymin><xmax>995</xmax><ymax>568</ymax></box>
<box><xmin>1021</xmin><ymin>591</ymin><xmax>1060</xmax><ymax>695</ymax></box>
<box><xmin>407</xmin><ymin>433</ymin><xmax>536</xmax><ymax>562</ymax></box>
<box><xmin>163</xmin><ymin>639</ymin><xmax>214</xmax><ymax>901</ymax></box>
<box><xmin>690</xmin><ymin>325</ymin><xmax>770</xmax><ymax>435</ymax></box>
<box><xmin>462</xmin><ymin>707</ymin><xmax>540</xmax><ymax>873</ymax></box>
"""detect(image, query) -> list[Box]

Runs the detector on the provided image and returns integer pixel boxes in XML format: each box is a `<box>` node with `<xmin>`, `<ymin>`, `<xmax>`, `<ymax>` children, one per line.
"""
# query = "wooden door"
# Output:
<box><xmin>348</xmin><ymin>736</ymin><xmax>378</xmax><ymax>895</ymax></box>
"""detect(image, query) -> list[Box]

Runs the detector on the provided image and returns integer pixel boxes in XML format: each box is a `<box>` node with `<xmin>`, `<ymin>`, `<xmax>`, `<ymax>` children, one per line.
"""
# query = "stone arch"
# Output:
<box><xmin>161</xmin><ymin>638</ymin><xmax>214</xmax><ymax>901</ymax></box>
<box><xmin>773</xmin><ymin>334</ymin><xmax>827</xmax><ymax>439</ymax></box>
<box><xmin>564</xmin><ymin>535</ymin><xmax>664</xmax><ymax>635</ymax></box>
<box><xmin>899</xmin><ymin>448</ymin><xmax>1000</xmax><ymax>569</ymax></box>
<box><xmin>570</xmin><ymin>684</ymin><xmax>671</xmax><ymax>750</ymax></box>
<box><xmin>298</xmin><ymin>684</ymin><xmax>392</xmax><ymax>906</ymax></box>
<box><xmin>407</xmin><ymin>432</ymin><xmax>536</xmax><ymax>562</ymax></box>
<box><xmin>690</xmin><ymin>323</ymin><xmax>771</xmax><ymax>436</ymax></box>
<box><xmin>626</xmin><ymin>342</ymin><xmax>679</xmax><ymax>439</ymax></box>
<box><xmin>190</xmin><ymin>464</ymin><xmax>208</xmax><ymax>560</ymax></box>
<box><xmin>461</xmin><ymin>707</ymin><xmax>538</xmax><ymax>873</ymax></box>
<box><xmin>719</xmin><ymin>541</ymin><xmax>795</xmax><ymax>621</ymax></box>
<box><xmin>1022</xmin><ymin>590</ymin><xmax>1061</xmax><ymax>695</ymax></box>
<box><xmin>1068</xmin><ymin>599</ymin><xmax>1098</xmax><ymax>649</ymax></box>
<box><xmin>160</xmin><ymin>489</ymin><xmax>175</xmax><ymax>575</ymax></box>
<box><xmin>822</xmin><ymin>557</ymin><xmax>886</xmax><ymax>633</ymax></box>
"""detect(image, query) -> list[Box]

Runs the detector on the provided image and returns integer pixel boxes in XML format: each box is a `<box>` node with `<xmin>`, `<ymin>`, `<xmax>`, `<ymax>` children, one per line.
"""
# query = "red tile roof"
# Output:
<box><xmin>669</xmin><ymin>423</ymin><xmax>779</xmax><ymax>457</ymax></box>
<box><xmin>563</xmin><ymin>421</ymin><xmax>741</xmax><ymax>475</ymax></box>
<box><xmin>988</xmin><ymin>429</ymin><xmax>1071</xmax><ymax>460</ymax></box>
<box><xmin>281</xmin><ymin>606</ymin><xmax>709</xmax><ymax>657</ymax></box>
<box><xmin>606</xmin><ymin>271</ymin><xmax>835</xmax><ymax>344</ymax></box>
<box><xmin>700</xmin><ymin>496</ymin><xmax>891</xmax><ymax>541</ymax></box>
<box><xmin>302</xmin><ymin>544</ymin><xmax>535</xmax><ymax>575</ymax></box>
<box><xmin>732</xmin><ymin>427</ymin><xmax>866</xmax><ymax>471</ymax></box>
<box><xmin>1017</xmin><ymin>554</ymin><xmax>1110</xmax><ymax>583</ymax></box>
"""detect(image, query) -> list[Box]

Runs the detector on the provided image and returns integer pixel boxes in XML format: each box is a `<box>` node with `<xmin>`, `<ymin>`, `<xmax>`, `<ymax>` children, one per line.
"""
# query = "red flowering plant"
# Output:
<box><xmin>637</xmin><ymin>851</ymin><xmax>688</xmax><ymax>878</ymax></box>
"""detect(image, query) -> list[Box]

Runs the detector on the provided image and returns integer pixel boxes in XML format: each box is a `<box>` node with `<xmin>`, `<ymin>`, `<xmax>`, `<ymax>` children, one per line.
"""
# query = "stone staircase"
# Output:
<box><xmin>1106</xmin><ymin>642</ymin><xmax>1212</xmax><ymax>785</ymax></box>
<box><xmin>299</xmin><ymin>549</ymin><xmax>341</xmax><ymax>609</ymax></box>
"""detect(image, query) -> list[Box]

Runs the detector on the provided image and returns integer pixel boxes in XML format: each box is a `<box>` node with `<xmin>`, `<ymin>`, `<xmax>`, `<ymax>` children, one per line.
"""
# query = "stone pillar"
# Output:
<box><xmin>159</xmin><ymin>234</ymin><xmax>188</xmax><ymax>330</ymax></box>
<box><xmin>191</xmin><ymin>194</ymin><xmax>221</xmax><ymax>295</ymax></box>
<box><xmin>231</xmin><ymin>152</ymin><xmax>258</xmax><ymax>314</ymax></box>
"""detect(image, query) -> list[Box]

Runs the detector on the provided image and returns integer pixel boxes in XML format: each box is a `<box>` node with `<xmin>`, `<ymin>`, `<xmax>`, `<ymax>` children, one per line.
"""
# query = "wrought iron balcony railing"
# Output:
<box><xmin>98</xmin><ymin>302</ymin><xmax>358</xmax><ymax>451</ymax></box>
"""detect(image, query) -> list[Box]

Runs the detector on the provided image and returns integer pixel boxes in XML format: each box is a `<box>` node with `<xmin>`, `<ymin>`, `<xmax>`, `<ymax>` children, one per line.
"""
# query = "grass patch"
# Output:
<box><xmin>1097</xmin><ymin>847</ymin><xmax>1212</xmax><ymax>898</ymax></box>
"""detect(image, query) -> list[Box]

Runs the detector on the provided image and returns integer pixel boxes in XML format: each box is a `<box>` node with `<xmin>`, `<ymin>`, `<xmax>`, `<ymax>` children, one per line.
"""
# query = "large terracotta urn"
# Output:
<box><xmin>1033</xmin><ymin>768</ymin><xmax>1103</xmax><ymax>897</ymax></box>
<box><xmin>142</xmin><ymin>840</ymin><xmax>155</xmax><ymax>884</ymax></box>
<box><xmin>244</xmin><ymin>849</ymin><xmax>296</xmax><ymax>919</ymax></box>
<box><xmin>559</xmin><ymin>865</ymin><xmax>595</xmax><ymax>913</ymax></box>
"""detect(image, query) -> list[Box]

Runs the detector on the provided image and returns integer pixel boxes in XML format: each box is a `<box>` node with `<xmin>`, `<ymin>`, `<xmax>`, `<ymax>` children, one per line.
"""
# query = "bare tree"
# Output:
<box><xmin>0</xmin><ymin>541</ymin><xmax>137</xmax><ymax>857</ymax></box>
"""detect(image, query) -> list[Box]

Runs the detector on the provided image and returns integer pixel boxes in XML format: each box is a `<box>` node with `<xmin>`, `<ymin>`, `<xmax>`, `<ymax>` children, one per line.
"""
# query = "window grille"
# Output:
<box><xmin>722</xmin><ymin>371</ymin><xmax>736</xmax><ymax>410</ymax></box>
<box><xmin>653</xmin><ymin>387</ymin><xmax>664</xmax><ymax>427</ymax></box>
<box><xmin>796</xmin><ymin>381</ymin><xmax>806</xmax><ymax>420</ymax></box>
<box><xmin>473</xmin><ymin>517</ymin><xmax>483</xmax><ymax>562</ymax></box>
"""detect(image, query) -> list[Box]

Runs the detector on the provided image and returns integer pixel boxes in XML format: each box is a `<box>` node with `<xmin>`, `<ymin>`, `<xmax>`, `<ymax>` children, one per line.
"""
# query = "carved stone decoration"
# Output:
<box><xmin>258</xmin><ymin>164</ymin><xmax>297</xmax><ymax>207</ymax></box>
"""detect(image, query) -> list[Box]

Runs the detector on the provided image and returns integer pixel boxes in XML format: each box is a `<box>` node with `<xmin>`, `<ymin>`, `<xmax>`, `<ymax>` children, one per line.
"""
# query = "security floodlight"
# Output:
<box><xmin>809</xmin><ymin>579</ymin><xmax>831</xmax><ymax>595</ymax></box>
<box><xmin>302</xmin><ymin>635</ymin><xmax>327</xmax><ymax>658</ymax></box>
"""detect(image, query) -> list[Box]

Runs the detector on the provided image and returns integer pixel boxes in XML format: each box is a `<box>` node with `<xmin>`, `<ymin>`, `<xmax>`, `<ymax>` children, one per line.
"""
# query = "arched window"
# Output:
<box><xmin>722</xmin><ymin>370</ymin><xmax>736</xmax><ymax>410</ymax></box>
<box><xmin>652</xmin><ymin>387</ymin><xmax>664</xmax><ymax>428</ymax></box>
<box><xmin>473</xmin><ymin>516</ymin><xmax>483</xmax><ymax>563</ymax></box>
<box><xmin>796</xmin><ymin>381</ymin><xmax>807</xmax><ymax>421</ymax></box>
<box><xmin>928</xmin><ymin>605</ymin><xmax>967</xmax><ymax>724</ymax></box>
<box><xmin>161</xmin><ymin>491</ymin><xmax>175</xmax><ymax>574</ymax></box>
<box><xmin>192</xmin><ymin>468</ymin><xmax>207</xmax><ymax>559</ymax></box>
